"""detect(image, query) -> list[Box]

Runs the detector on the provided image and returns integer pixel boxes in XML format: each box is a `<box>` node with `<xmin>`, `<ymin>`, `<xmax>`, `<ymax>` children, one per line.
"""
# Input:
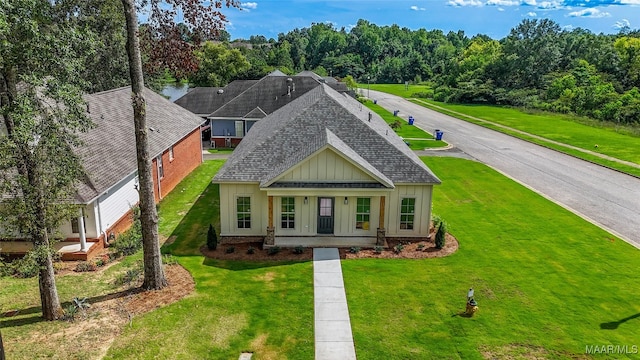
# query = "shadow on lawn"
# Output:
<box><xmin>0</xmin><ymin>287</ymin><xmax>142</xmax><ymax>328</ymax></box>
<box><xmin>201</xmin><ymin>257</ymin><xmax>310</xmax><ymax>271</ymax></box>
<box><xmin>161</xmin><ymin>182</ymin><xmax>220</xmax><ymax>256</ymax></box>
<box><xmin>600</xmin><ymin>312</ymin><xmax>640</xmax><ymax>330</ymax></box>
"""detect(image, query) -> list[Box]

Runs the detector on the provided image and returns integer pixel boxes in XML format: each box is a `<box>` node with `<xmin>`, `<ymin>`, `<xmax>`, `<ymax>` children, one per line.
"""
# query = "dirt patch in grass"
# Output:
<box><xmin>3</xmin><ymin>263</ymin><xmax>195</xmax><ymax>360</ymax></box>
<box><xmin>200</xmin><ymin>233</ymin><xmax>458</xmax><ymax>261</ymax></box>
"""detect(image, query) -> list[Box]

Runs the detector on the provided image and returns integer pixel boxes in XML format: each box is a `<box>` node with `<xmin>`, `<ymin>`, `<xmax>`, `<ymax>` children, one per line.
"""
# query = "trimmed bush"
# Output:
<box><xmin>207</xmin><ymin>224</ymin><xmax>218</xmax><ymax>250</ymax></box>
<box><xmin>435</xmin><ymin>222</ymin><xmax>446</xmax><ymax>249</ymax></box>
<box><xmin>374</xmin><ymin>246</ymin><xmax>383</xmax><ymax>254</ymax></box>
<box><xmin>267</xmin><ymin>246</ymin><xmax>281</xmax><ymax>256</ymax></box>
<box><xmin>75</xmin><ymin>261</ymin><xmax>97</xmax><ymax>272</ymax></box>
<box><xmin>349</xmin><ymin>247</ymin><xmax>361</xmax><ymax>254</ymax></box>
<box><xmin>110</xmin><ymin>209</ymin><xmax>142</xmax><ymax>257</ymax></box>
<box><xmin>293</xmin><ymin>246</ymin><xmax>304</xmax><ymax>254</ymax></box>
<box><xmin>246</xmin><ymin>246</ymin><xmax>255</xmax><ymax>254</ymax></box>
<box><xmin>225</xmin><ymin>246</ymin><xmax>235</xmax><ymax>254</ymax></box>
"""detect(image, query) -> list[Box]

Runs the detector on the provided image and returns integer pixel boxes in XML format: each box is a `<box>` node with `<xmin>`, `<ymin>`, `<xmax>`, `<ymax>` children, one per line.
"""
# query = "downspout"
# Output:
<box><xmin>156</xmin><ymin>156</ymin><xmax>162</xmax><ymax>200</ymax></box>
<box><xmin>96</xmin><ymin>198</ymin><xmax>108</xmax><ymax>247</ymax></box>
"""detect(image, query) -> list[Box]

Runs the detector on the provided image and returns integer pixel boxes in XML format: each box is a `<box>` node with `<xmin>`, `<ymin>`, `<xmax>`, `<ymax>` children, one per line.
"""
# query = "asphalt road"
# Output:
<box><xmin>368</xmin><ymin>90</ymin><xmax>640</xmax><ymax>249</ymax></box>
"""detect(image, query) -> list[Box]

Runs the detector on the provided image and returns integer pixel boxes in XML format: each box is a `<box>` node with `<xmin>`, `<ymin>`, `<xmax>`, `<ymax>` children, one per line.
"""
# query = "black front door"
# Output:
<box><xmin>317</xmin><ymin>197</ymin><xmax>334</xmax><ymax>234</ymax></box>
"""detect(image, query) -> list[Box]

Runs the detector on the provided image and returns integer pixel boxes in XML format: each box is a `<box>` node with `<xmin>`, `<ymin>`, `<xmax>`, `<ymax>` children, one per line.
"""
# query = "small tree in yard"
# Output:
<box><xmin>207</xmin><ymin>224</ymin><xmax>218</xmax><ymax>250</ymax></box>
<box><xmin>435</xmin><ymin>221</ymin><xmax>446</xmax><ymax>249</ymax></box>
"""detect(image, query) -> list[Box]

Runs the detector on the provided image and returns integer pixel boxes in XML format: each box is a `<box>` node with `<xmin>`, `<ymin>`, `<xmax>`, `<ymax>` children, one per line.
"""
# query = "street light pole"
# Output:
<box><xmin>367</xmin><ymin>76</ymin><xmax>370</xmax><ymax>98</ymax></box>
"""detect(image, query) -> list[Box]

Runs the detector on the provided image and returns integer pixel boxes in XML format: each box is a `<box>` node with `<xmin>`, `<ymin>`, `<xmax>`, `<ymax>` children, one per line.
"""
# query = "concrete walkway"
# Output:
<box><xmin>313</xmin><ymin>248</ymin><xmax>357</xmax><ymax>360</ymax></box>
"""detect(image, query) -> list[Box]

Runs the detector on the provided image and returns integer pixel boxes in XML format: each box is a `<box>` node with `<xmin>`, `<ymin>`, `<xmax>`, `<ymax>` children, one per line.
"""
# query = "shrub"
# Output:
<box><xmin>390</xmin><ymin>119</ymin><xmax>403</xmax><ymax>130</ymax></box>
<box><xmin>115</xmin><ymin>264</ymin><xmax>143</xmax><ymax>286</ymax></box>
<box><xmin>267</xmin><ymin>246</ymin><xmax>281</xmax><ymax>256</ymax></box>
<box><xmin>349</xmin><ymin>247</ymin><xmax>361</xmax><ymax>254</ymax></box>
<box><xmin>417</xmin><ymin>243</ymin><xmax>425</xmax><ymax>251</ymax></box>
<box><xmin>435</xmin><ymin>222</ymin><xmax>446</xmax><ymax>249</ymax></box>
<box><xmin>13</xmin><ymin>252</ymin><xmax>40</xmax><ymax>278</ymax></box>
<box><xmin>63</xmin><ymin>297</ymin><xmax>90</xmax><ymax>322</ymax></box>
<box><xmin>53</xmin><ymin>261</ymin><xmax>67</xmax><ymax>274</ymax></box>
<box><xmin>207</xmin><ymin>224</ymin><xmax>218</xmax><ymax>250</ymax></box>
<box><xmin>110</xmin><ymin>212</ymin><xmax>142</xmax><ymax>257</ymax></box>
<box><xmin>393</xmin><ymin>243</ymin><xmax>404</xmax><ymax>254</ymax></box>
<box><xmin>225</xmin><ymin>246</ymin><xmax>235</xmax><ymax>254</ymax></box>
<box><xmin>246</xmin><ymin>246</ymin><xmax>255</xmax><ymax>254</ymax></box>
<box><xmin>293</xmin><ymin>246</ymin><xmax>304</xmax><ymax>254</ymax></box>
<box><xmin>75</xmin><ymin>261</ymin><xmax>97</xmax><ymax>273</ymax></box>
<box><xmin>374</xmin><ymin>246</ymin><xmax>383</xmax><ymax>254</ymax></box>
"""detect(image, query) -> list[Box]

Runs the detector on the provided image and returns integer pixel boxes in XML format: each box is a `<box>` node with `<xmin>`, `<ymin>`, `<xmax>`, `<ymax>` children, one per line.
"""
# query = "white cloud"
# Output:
<box><xmin>568</xmin><ymin>8</ymin><xmax>611</xmax><ymax>17</ymax></box>
<box><xmin>498</xmin><ymin>7</ymin><xmax>506</xmax><ymax>11</ymax></box>
<box><xmin>241</xmin><ymin>2</ymin><xmax>258</xmax><ymax>10</ymax></box>
<box><xmin>620</xmin><ymin>0</ymin><xmax>640</xmax><ymax>4</ymax></box>
<box><xmin>486</xmin><ymin>0</ymin><xmax>520</xmax><ymax>6</ymax></box>
<box><xmin>411</xmin><ymin>5</ymin><xmax>427</xmax><ymax>10</ymax></box>
<box><xmin>537</xmin><ymin>1</ymin><xmax>564</xmax><ymax>9</ymax></box>
<box><xmin>447</xmin><ymin>0</ymin><xmax>483</xmax><ymax>7</ymax></box>
<box><xmin>614</xmin><ymin>19</ymin><xmax>631</xmax><ymax>29</ymax></box>
<box><xmin>523</xmin><ymin>0</ymin><xmax>537</xmax><ymax>5</ymax></box>
<box><xmin>527</xmin><ymin>11</ymin><xmax>538</xmax><ymax>16</ymax></box>
<box><xmin>563</xmin><ymin>24</ymin><xmax>575</xmax><ymax>31</ymax></box>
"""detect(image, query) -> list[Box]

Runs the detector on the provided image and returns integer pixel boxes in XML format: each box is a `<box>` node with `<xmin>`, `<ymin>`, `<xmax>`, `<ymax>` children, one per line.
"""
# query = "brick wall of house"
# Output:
<box><xmin>152</xmin><ymin>127</ymin><xmax>203</xmax><ymax>202</ymax></box>
<box><xmin>211</xmin><ymin>137</ymin><xmax>242</xmax><ymax>149</ymax></box>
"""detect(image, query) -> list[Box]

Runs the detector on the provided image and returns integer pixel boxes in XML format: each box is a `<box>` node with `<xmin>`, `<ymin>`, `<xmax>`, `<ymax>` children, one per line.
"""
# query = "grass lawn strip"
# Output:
<box><xmin>343</xmin><ymin>157</ymin><xmax>640</xmax><ymax>359</ymax></box>
<box><xmin>364</xmin><ymin>101</ymin><xmax>448</xmax><ymax>150</ymax></box>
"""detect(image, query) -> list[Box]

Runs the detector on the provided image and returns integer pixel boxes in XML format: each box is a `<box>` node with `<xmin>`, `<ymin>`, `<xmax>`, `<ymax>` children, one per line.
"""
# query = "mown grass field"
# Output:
<box><xmin>2</xmin><ymin>158</ymin><xmax>639</xmax><ymax>359</ymax></box>
<box><xmin>359</xmin><ymin>83</ymin><xmax>433</xmax><ymax>98</ymax></box>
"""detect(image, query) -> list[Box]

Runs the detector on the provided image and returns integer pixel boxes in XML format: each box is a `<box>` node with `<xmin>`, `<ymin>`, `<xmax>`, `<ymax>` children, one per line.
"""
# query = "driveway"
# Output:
<box><xmin>369</xmin><ymin>90</ymin><xmax>640</xmax><ymax>249</ymax></box>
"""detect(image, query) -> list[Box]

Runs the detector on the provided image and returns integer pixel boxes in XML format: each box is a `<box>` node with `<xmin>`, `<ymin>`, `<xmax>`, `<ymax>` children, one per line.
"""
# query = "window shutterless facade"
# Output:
<box><xmin>281</xmin><ymin>197</ymin><xmax>295</xmax><ymax>229</ymax></box>
<box><xmin>236</xmin><ymin>196</ymin><xmax>251</xmax><ymax>229</ymax></box>
<box><xmin>356</xmin><ymin>197</ymin><xmax>370</xmax><ymax>230</ymax></box>
<box><xmin>400</xmin><ymin>198</ymin><xmax>415</xmax><ymax>230</ymax></box>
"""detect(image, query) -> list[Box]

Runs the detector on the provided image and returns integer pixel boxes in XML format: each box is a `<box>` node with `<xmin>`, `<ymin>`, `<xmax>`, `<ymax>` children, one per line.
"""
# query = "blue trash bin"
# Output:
<box><xmin>408</xmin><ymin>116</ymin><xmax>414</xmax><ymax>125</ymax></box>
<box><xmin>435</xmin><ymin>131</ymin><xmax>444</xmax><ymax>141</ymax></box>
<box><xmin>373</xmin><ymin>100</ymin><xmax>377</xmax><ymax>104</ymax></box>
<box><xmin>393</xmin><ymin>110</ymin><xmax>398</xmax><ymax>116</ymax></box>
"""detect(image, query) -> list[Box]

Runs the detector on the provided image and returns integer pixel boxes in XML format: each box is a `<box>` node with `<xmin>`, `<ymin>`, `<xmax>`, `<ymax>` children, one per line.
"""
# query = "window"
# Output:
<box><xmin>400</xmin><ymin>198</ymin><xmax>415</xmax><ymax>230</ymax></box>
<box><xmin>356</xmin><ymin>198</ymin><xmax>370</xmax><ymax>230</ymax></box>
<box><xmin>71</xmin><ymin>217</ymin><xmax>80</xmax><ymax>233</ymax></box>
<box><xmin>235</xmin><ymin>121</ymin><xmax>244</xmax><ymax>138</ymax></box>
<box><xmin>169</xmin><ymin>146</ymin><xmax>174</xmax><ymax>161</ymax></box>
<box><xmin>157</xmin><ymin>156</ymin><xmax>164</xmax><ymax>178</ymax></box>
<box><xmin>281</xmin><ymin>197</ymin><xmax>295</xmax><ymax>229</ymax></box>
<box><xmin>236</xmin><ymin>196</ymin><xmax>251</xmax><ymax>229</ymax></box>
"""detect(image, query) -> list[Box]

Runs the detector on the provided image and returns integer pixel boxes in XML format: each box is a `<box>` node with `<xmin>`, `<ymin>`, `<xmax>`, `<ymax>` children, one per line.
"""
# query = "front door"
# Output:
<box><xmin>317</xmin><ymin>197</ymin><xmax>334</xmax><ymax>234</ymax></box>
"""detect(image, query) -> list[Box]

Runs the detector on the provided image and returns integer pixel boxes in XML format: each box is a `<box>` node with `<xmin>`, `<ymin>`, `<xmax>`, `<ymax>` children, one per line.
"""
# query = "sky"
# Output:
<box><xmin>222</xmin><ymin>0</ymin><xmax>640</xmax><ymax>40</ymax></box>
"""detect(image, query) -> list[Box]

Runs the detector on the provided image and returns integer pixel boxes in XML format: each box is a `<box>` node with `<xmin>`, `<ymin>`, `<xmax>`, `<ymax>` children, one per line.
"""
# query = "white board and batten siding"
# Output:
<box><xmin>386</xmin><ymin>184</ymin><xmax>433</xmax><ymax>237</ymax></box>
<box><xmin>280</xmin><ymin>149</ymin><xmax>376</xmax><ymax>182</ymax></box>
<box><xmin>219</xmin><ymin>183</ymin><xmax>267</xmax><ymax>237</ymax></box>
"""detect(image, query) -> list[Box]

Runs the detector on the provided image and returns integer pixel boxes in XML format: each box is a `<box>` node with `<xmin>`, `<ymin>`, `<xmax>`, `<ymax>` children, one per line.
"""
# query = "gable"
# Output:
<box><xmin>276</xmin><ymin>148</ymin><xmax>379</xmax><ymax>183</ymax></box>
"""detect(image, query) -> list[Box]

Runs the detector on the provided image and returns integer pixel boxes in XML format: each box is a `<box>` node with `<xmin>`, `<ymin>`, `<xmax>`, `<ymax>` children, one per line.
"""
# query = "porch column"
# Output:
<box><xmin>377</xmin><ymin>196</ymin><xmax>386</xmax><ymax>246</ymax></box>
<box><xmin>78</xmin><ymin>208</ymin><xmax>87</xmax><ymax>252</ymax></box>
<box><xmin>265</xmin><ymin>196</ymin><xmax>275</xmax><ymax>246</ymax></box>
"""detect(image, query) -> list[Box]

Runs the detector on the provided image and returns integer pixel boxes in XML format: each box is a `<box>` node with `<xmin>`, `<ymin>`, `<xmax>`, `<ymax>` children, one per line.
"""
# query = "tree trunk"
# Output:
<box><xmin>0</xmin><ymin>330</ymin><xmax>5</xmax><ymax>360</ymax></box>
<box><xmin>1</xmin><ymin>69</ymin><xmax>63</xmax><ymax>320</ymax></box>
<box><xmin>121</xmin><ymin>0</ymin><xmax>167</xmax><ymax>290</ymax></box>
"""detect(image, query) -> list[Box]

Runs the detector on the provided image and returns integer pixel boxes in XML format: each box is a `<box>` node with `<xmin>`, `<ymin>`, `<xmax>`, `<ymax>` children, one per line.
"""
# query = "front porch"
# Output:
<box><xmin>273</xmin><ymin>236</ymin><xmax>378</xmax><ymax>248</ymax></box>
<box><xmin>0</xmin><ymin>239</ymin><xmax>103</xmax><ymax>261</ymax></box>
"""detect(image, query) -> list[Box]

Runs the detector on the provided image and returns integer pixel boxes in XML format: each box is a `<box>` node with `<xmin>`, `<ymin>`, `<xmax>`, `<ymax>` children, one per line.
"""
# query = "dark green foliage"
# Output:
<box><xmin>374</xmin><ymin>246</ymin><xmax>384</xmax><ymax>254</ymax></box>
<box><xmin>225</xmin><ymin>246</ymin><xmax>235</xmax><ymax>254</ymax></box>
<box><xmin>110</xmin><ymin>210</ymin><xmax>143</xmax><ymax>257</ymax></box>
<box><xmin>162</xmin><ymin>254</ymin><xmax>178</xmax><ymax>265</ymax></box>
<box><xmin>435</xmin><ymin>222</ymin><xmax>446</xmax><ymax>249</ymax></box>
<box><xmin>349</xmin><ymin>247</ymin><xmax>361</xmax><ymax>254</ymax></box>
<box><xmin>114</xmin><ymin>264</ymin><xmax>143</xmax><ymax>286</ymax></box>
<box><xmin>293</xmin><ymin>246</ymin><xmax>304</xmax><ymax>254</ymax></box>
<box><xmin>393</xmin><ymin>243</ymin><xmax>404</xmax><ymax>254</ymax></box>
<box><xmin>246</xmin><ymin>246</ymin><xmax>255</xmax><ymax>254</ymax></box>
<box><xmin>416</xmin><ymin>243</ymin><xmax>425</xmax><ymax>251</ymax></box>
<box><xmin>267</xmin><ymin>246</ymin><xmax>281</xmax><ymax>256</ymax></box>
<box><xmin>207</xmin><ymin>224</ymin><xmax>218</xmax><ymax>250</ymax></box>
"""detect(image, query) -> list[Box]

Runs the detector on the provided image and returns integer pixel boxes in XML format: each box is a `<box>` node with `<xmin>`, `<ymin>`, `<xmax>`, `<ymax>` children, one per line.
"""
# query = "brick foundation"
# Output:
<box><xmin>220</xmin><ymin>236</ymin><xmax>265</xmax><ymax>245</ymax></box>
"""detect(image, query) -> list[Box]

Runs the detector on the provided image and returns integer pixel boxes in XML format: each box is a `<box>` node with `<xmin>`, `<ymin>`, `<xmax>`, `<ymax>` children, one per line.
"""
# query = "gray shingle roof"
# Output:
<box><xmin>207</xmin><ymin>76</ymin><xmax>322</xmax><ymax>118</ymax></box>
<box><xmin>74</xmin><ymin>86</ymin><xmax>203</xmax><ymax>203</ymax></box>
<box><xmin>173</xmin><ymin>80</ymin><xmax>259</xmax><ymax>115</ymax></box>
<box><xmin>213</xmin><ymin>84</ymin><xmax>441</xmax><ymax>186</ymax></box>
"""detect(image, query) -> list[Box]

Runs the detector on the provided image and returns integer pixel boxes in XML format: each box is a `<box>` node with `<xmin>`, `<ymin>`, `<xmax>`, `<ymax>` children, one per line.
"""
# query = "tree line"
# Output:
<box><xmin>189</xmin><ymin>19</ymin><xmax>640</xmax><ymax>125</ymax></box>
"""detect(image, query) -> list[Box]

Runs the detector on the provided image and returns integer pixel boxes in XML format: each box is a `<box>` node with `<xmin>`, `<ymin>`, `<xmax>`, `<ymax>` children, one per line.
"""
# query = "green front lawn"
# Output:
<box><xmin>344</xmin><ymin>157</ymin><xmax>640</xmax><ymax>359</ymax></box>
<box><xmin>361</xmin><ymin>83</ymin><xmax>433</xmax><ymax>99</ymax></box>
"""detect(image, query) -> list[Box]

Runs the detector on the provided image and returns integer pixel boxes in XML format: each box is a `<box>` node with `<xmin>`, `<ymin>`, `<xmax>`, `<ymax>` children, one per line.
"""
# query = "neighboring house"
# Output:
<box><xmin>0</xmin><ymin>87</ymin><xmax>203</xmax><ymax>260</ymax></box>
<box><xmin>174</xmin><ymin>71</ymin><xmax>351</xmax><ymax>148</ymax></box>
<box><xmin>213</xmin><ymin>84</ymin><xmax>441</xmax><ymax>247</ymax></box>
